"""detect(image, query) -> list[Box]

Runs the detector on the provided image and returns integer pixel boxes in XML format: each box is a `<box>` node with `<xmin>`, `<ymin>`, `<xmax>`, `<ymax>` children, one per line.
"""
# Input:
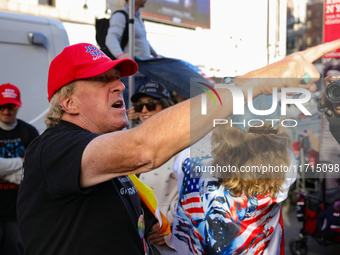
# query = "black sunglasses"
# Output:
<box><xmin>0</xmin><ymin>104</ymin><xmax>19</xmax><ymax>112</ymax></box>
<box><xmin>133</xmin><ymin>100</ymin><xmax>159</xmax><ymax>112</ymax></box>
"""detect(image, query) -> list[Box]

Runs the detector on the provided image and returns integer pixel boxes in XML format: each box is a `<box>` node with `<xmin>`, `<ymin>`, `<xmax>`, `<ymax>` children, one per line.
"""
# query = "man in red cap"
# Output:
<box><xmin>16</xmin><ymin>40</ymin><xmax>340</xmax><ymax>255</ymax></box>
<box><xmin>0</xmin><ymin>83</ymin><xmax>39</xmax><ymax>255</ymax></box>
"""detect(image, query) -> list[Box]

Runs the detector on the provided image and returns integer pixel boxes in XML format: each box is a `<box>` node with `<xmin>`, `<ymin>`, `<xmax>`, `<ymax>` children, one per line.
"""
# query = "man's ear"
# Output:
<box><xmin>58</xmin><ymin>94</ymin><xmax>79</xmax><ymax>114</ymax></box>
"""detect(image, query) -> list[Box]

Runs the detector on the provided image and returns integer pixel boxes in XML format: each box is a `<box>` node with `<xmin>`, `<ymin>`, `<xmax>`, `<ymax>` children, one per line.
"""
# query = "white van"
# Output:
<box><xmin>0</xmin><ymin>11</ymin><xmax>69</xmax><ymax>134</ymax></box>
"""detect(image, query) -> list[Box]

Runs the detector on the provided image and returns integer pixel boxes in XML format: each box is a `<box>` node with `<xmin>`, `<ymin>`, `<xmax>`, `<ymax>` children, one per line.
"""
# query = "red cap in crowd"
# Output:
<box><xmin>0</xmin><ymin>83</ymin><xmax>22</xmax><ymax>107</ymax></box>
<box><xmin>47</xmin><ymin>43</ymin><xmax>138</xmax><ymax>101</ymax></box>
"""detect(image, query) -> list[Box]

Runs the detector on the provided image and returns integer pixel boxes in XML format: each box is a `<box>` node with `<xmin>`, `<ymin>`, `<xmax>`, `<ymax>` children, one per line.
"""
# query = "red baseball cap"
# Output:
<box><xmin>47</xmin><ymin>43</ymin><xmax>138</xmax><ymax>101</ymax></box>
<box><xmin>0</xmin><ymin>83</ymin><xmax>22</xmax><ymax>107</ymax></box>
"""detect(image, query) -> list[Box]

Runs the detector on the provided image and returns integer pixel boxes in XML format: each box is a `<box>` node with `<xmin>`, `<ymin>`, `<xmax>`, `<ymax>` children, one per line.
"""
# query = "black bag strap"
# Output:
<box><xmin>113</xmin><ymin>10</ymin><xmax>129</xmax><ymax>51</ymax></box>
<box><xmin>101</xmin><ymin>10</ymin><xmax>129</xmax><ymax>60</ymax></box>
<box><xmin>96</xmin><ymin>10</ymin><xmax>129</xmax><ymax>60</ymax></box>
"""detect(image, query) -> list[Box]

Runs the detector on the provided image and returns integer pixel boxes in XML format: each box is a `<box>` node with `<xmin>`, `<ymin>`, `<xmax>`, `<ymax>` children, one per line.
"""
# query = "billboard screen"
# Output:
<box><xmin>142</xmin><ymin>0</ymin><xmax>210</xmax><ymax>29</ymax></box>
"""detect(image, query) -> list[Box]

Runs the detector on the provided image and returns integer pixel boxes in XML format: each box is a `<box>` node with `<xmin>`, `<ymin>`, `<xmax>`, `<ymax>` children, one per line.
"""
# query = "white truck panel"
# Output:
<box><xmin>0</xmin><ymin>11</ymin><xmax>69</xmax><ymax>134</ymax></box>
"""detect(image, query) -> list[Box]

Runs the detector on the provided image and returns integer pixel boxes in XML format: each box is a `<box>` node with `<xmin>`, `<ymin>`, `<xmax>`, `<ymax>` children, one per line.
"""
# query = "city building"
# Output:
<box><xmin>0</xmin><ymin>0</ymin><xmax>287</xmax><ymax>79</ymax></box>
<box><xmin>306</xmin><ymin>0</ymin><xmax>323</xmax><ymax>63</ymax></box>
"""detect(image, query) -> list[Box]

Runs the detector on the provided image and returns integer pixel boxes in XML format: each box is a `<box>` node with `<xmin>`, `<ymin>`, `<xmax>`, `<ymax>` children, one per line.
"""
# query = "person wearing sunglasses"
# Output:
<box><xmin>129</xmin><ymin>81</ymin><xmax>174</xmax><ymax>123</ymax></box>
<box><xmin>0</xmin><ymin>83</ymin><xmax>39</xmax><ymax>255</ymax></box>
<box><xmin>15</xmin><ymin>40</ymin><xmax>340</xmax><ymax>255</ymax></box>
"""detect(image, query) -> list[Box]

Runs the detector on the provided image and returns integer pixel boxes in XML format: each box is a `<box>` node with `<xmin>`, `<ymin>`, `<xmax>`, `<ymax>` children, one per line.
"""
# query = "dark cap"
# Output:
<box><xmin>131</xmin><ymin>81</ymin><xmax>171</xmax><ymax>103</ymax></box>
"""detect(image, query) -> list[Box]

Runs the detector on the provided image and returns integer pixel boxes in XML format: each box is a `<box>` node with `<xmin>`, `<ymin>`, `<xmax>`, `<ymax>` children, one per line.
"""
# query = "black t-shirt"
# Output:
<box><xmin>0</xmin><ymin>119</ymin><xmax>39</xmax><ymax>220</ymax></box>
<box><xmin>17</xmin><ymin>121</ymin><xmax>145</xmax><ymax>255</ymax></box>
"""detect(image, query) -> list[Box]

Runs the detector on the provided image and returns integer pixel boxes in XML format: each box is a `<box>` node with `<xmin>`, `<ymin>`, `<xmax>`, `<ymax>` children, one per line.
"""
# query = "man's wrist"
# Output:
<box><xmin>229</xmin><ymin>77</ymin><xmax>261</xmax><ymax>104</ymax></box>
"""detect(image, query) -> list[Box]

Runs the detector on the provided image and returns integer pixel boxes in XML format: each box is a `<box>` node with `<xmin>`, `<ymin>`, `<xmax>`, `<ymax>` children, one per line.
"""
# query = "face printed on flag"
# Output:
<box><xmin>199</xmin><ymin>179</ymin><xmax>247</xmax><ymax>253</ymax></box>
<box><xmin>173</xmin><ymin>148</ymin><xmax>288</xmax><ymax>255</ymax></box>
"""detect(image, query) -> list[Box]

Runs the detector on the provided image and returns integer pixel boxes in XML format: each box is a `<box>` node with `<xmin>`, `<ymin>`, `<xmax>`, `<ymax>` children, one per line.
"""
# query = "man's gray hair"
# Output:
<box><xmin>44</xmin><ymin>82</ymin><xmax>76</xmax><ymax>128</ymax></box>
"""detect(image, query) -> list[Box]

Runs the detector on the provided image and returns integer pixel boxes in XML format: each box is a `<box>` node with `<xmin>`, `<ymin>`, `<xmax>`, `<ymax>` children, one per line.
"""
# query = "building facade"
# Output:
<box><xmin>0</xmin><ymin>0</ymin><xmax>288</xmax><ymax>79</ymax></box>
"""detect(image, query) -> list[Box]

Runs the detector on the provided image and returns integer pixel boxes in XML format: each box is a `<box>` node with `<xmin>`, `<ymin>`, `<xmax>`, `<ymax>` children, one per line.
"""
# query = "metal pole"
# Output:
<box><xmin>267</xmin><ymin>0</ymin><xmax>270</xmax><ymax>65</ymax></box>
<box><xmin>128</xmin><ymin>0</ymin><xmax>135</xmax><ymax>128</ymax></box>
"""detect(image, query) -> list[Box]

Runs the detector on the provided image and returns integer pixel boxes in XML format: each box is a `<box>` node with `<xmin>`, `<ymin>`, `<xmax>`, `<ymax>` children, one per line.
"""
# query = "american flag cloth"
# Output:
<box><xmin>179</xmin><ymin>157</ymin><xmax>205</xmax><ymax>220</ymax></box>
<box><xmin>173</xmin><ymin>146</ymin><xmax>296</xmax><ymax>255</ymax></box>
<box><xmin>173</xmin><ymin>153</ymin><xmax>207</xmax><ymax>255</ymax></box>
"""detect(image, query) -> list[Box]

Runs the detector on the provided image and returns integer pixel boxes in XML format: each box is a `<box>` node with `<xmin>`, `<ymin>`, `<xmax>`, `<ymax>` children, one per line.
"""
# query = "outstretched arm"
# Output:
<box><xmin>80</xmin><ymin>39</ymin><xmax>340</xmax><ymax>187</ymax></box>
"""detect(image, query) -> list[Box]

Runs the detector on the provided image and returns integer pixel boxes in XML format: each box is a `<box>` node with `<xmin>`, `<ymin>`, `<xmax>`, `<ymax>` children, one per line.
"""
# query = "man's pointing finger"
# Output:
<box><xmin>302</xmin><ymin>38</ymin><xmax>340</xmax><ymax>63</ymax></box>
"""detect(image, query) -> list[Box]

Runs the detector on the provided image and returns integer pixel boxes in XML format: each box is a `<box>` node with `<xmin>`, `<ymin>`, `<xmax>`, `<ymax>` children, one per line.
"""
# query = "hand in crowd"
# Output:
<box><xmin>147</xmin><ymin>222</ymin><xmax>166</xmax><ymax>246</ymax></box>
<box><xmin>153</xmin><ymin>54</ymin><xmax>163</xmax><ymax>58</ymax></box>
<box><xmin>126</xmin><ymin>106</ymin><xmax>138</xmax><ymax>120</ymax></box>
<box><xmin>117</xmin><ymin>53</ymin><xmax>130</xmax><ymax>60</ymax></box>
<box><xmin>320</xmin><ymin>76</ymin><xmax>340</xmax><ymax>116</ymax></box>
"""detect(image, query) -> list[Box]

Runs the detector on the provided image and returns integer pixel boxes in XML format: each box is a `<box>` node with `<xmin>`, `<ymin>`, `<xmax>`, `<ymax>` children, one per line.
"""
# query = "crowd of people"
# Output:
<box><xmin>0</xmin><ymin>37</ymin><xmax>335</xmax><ymax>255</ymax></box>
<box><xmin>1</xmin><ymin>2</ymin><xmax>340</xmax><ymax>254</ymax></box>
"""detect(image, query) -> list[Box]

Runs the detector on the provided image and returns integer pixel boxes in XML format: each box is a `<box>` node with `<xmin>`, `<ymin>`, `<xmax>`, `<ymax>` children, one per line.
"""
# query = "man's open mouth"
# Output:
<box><xmin>112</xmin><ymin>101</ymin><xmax>124</xmax><ymax>108</ymax></box>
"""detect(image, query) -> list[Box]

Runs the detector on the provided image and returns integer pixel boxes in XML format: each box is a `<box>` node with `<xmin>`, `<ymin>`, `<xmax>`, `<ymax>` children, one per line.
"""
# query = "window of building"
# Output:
<box><xmin>316</xmin><ymin>20</ymin><xmax>322</xmax><ymax>28</ymax></box>
<box><xmin>316</xmin><ymin>36</ymin><xmax>321</xmax><ymax>44</ymax></box>
<box><xmin>307</xmin><ymin>10</ymin><xmax>312</xmax><ymax>18</ymax></box>
<box><xmin>287</xmin><ymin>38</ymin><xmax>296</xmax><ymax>49</ymax></box>
<box><xmin>316</xmin><ymin>9</ymin><xmax>321</xmax><ymax>17</ymax></box>
<box><xmin>306</xmin><ymin>37</ymin><xmax>312</xmax><ymax>46</ymax></box>
<box><xmin>307</xmin><ymin>21</ymin><xmax>312</xmax><ymax>29</ymax></box>
<box><xmin>39</xmin><ymin>0</ymin><xmax>55</xmax><ymax>6</ymax></box>
<box><xmin>298</xmin><ymin>37</ymin><xmax>304</xmax><ymax>50</ymax></box>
